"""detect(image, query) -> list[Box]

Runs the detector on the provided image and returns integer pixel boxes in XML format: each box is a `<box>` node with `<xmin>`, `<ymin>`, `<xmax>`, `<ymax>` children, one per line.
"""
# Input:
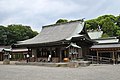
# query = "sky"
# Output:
<box><xmin>0</xmin><ymin>0</ymin><xmax>120</xmax><ymax>32</ymax></box>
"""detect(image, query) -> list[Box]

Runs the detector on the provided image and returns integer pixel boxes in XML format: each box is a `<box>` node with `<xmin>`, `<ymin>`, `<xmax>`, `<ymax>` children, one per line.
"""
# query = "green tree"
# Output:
<box><xmin>85</xmin><ymin>19</ymin><xmax>98</xmax><ymax>30</ymax></box>
<box><xmin>97</xmin><ymin>15</ymin><xmax>116</xmax><ymax>22</ymax></box>
<box><xmin>100</xmin><ymin>17</ymin><xmax>115</xmax><ymax>36</ymax></box>
<box><xmin>56</xmin><ymin>19</ymin><xmax>68</xmax><ymax>24</ymax></box>
<box><xmin>7</xmin><ymin>24</ymin><xmax>38</xmax><ymax>44</ymax></box>
<box><xmin>85</xmin><ymin>14</ymin><xmax>119</xmax><ymax>37</ymax></box>
<box><xmin>116</xmin><ymin>15</ymin><xmax>120</xmax><ymax>27</ymax></box>
<box><xmin>0</xmin><ymin>26</ymin><xmax>8</xmax><ymax>45</ymax></box>
<box><xmin>102</xmin><ymin>33</ymin><xmax>109</xmax><ymax>38</ymax></box>
<box><xmin>0</xmin><ymin>24</ymin><xmax>38</xmax><ymax>45</ymax></box>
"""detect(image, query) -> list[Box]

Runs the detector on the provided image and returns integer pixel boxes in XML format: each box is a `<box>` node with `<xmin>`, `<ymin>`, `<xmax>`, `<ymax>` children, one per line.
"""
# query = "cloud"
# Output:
<box><xmin>0</xmin><ymin>0</ymin><xmax>120</xmax><ymax>32</ymax></box>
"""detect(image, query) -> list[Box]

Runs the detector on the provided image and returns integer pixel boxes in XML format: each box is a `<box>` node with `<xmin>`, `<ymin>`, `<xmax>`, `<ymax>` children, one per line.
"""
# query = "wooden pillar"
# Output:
<box><xmin>112</xmin><ymin>51</ymin><xmax>115</xmax><ymax>65</ymax></box>
<box><xmin>115</xmin><ymin>52</ymin><xmax>118</xmax><ymax>64</ymax></box>
<box><xmin>68</xmin><ymin>47</ymin><xmax>72</xmax><ymax>61</ymax></box>
<box><xmin>117</xmin><ymin>52</ymin><xmax>119</xmax><ymax>64</ymax></box>
<box><xmin>0</xmin><ymin>53</ymin><xmax>1</xmax><ymax>61</ymax></box>
<box><xmin>50</xmin><ymin>48</ymin><xmax>52</xmax><ymax>62</ymax></box>
<box><xmin>68</xmin><ymin>47</ymin><xmax>70</xmax><ymax>59</ymax></box>
<box><xmin>97</xmin><ymin>51</ymin><xmax>99</xmax><ymax>64</ymax></box>
<box><xmin>59</xmin><ymin>48</ymin><xmax>62</xmax><ymax>62</ymax></box>
<box><xmin>50</xmin><ymin>48</ymin><xmax>52</xmax><ymax>55</ymax></box>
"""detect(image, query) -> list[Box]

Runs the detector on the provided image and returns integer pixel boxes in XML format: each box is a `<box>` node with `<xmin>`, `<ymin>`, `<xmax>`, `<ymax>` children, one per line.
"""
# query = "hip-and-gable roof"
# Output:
<box><xmin>15</xmin><ymin>20</ymin><xmax>88</xmax><ymax>47</ymax></box>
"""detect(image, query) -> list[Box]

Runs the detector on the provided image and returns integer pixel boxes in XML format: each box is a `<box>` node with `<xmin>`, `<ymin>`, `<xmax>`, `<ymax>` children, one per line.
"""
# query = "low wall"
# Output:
<box><xmin>37</xmin><ymin>57</ymin><xmax>59</xmax><ymax>63</ymax></box>
<box><xmin>15</xmin><ymin>61</ymin><xmax>91</xmax><ymax>68</ymax></box>
<box><xmin>68</xmin><ymin>61</ymin><xmax>91</xmax><ymax>68</ymax></box>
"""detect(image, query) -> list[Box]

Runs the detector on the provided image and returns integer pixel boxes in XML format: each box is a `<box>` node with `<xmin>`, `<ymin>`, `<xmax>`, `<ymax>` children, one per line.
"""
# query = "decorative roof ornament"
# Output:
<box><xmin>66</xmin><ymin>43</ymin><xmax>81</xmax><ymax>48</ymax></box>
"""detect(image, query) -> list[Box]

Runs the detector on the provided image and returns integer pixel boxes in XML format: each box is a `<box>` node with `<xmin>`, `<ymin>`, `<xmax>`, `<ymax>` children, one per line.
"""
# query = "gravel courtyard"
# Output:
<box><xmin>0</xmin><ymin>64</ymin><xmax>120</xmax><ymax>80</ymax></box>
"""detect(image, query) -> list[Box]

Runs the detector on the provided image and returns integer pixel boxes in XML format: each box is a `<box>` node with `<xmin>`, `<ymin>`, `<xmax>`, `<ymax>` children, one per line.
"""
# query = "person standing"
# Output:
<box><xmin>26</xmin><ymin>54</ymin><xmax>29</xmax><ymax>63</ymax></box>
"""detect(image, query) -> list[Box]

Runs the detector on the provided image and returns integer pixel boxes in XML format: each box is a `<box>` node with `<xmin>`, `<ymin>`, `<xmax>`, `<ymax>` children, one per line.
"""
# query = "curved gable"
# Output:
<box><xmin>17</xmin><ymin>20</ymin><xmax>85</xmax><ymax>46</ymax></box>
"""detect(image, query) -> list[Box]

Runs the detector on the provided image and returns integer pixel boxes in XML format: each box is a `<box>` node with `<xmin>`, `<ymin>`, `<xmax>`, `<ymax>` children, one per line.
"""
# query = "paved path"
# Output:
<box><xmin>0</xmin><ymin>64</ymin><xmax>120</xmax><ymax>80</ymax></box>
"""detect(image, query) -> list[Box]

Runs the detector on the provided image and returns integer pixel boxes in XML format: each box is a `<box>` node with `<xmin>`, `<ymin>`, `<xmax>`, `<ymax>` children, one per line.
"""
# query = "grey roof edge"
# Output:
<box><xmin>13</xmin><ymin>39</ymin><xmax>70</xmax><ymax>47</ymax></box>
<box><xmin>94</xmin><ymin>42</ymin><xmax>120</xmax><ymax>45</ymax></box>
<box><xmin>42</xmin><ymin>19</ymin><xmax>84</xmax><ymax>28</ymax></box>
<box><xmin>90</xmin><ymin>43</ymin><xmax>120</xmax><ymax>49</ymax></box>
<box><xmin>93</xmin><ymin>37</ymin><xmax>117</xmax><ymax>40</ymax></box>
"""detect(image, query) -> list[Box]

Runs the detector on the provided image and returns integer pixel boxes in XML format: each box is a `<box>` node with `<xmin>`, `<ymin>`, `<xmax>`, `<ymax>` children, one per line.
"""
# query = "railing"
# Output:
<box><xmin>86</xmin><ymin>55</ymin><xmax>97</xmax><ymax>64</ymax></box>
<box><xmin>99</xmin><ymin>57</ymin><xmax>112</xmax><ymax>64</ymax></box>
<box><xmin>86</xmin><ymin>55</ymin><xmax>112</xmax><ymax>64</ymax></box>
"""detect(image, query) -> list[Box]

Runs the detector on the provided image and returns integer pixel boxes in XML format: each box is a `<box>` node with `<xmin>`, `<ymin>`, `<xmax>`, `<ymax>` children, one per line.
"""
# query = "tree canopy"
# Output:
<box><xmin>85</xmin><ymin>14</ymin><xmax>120</xmax><ymax>37</ymax></box>
<box><xmin>0</xmin><ymin>24</ymin><xmax>38</xmax><ymax>45</ymax></box>
<box><xmin>56</xmin><ymin>19</ymin><xmax>68</xmax><ymax>24</ymax></box>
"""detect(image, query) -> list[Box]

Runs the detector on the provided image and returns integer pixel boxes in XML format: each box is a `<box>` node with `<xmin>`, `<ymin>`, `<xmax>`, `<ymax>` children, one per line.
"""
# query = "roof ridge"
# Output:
<box><xmin>42</xmin><ymin>19</ymin><xmax>83</xmax><ymax>28</ymax></box>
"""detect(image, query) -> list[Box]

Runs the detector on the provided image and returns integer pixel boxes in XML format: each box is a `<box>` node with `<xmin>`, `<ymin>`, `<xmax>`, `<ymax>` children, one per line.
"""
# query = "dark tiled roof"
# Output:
<box><xmin>16</xmin><ymin>20</ymin><xmax>84</xmax><ymax>46</ymax></box>
<box><xmin>91</xmin><ymin>43</ymin><xmax>120</xmax><ymax>49</ymax></box>
<box><xmin>0</xmin><ymin>46</ymin><xmax>11</xmax><ymax>52</ymax></box>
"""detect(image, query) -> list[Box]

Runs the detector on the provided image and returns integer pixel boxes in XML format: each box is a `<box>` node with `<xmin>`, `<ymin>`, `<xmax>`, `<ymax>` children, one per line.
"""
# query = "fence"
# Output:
<box><xmin>86</xmin><ymin>55</ymin><xmax>112</xmax><ymax>64</ymax></box>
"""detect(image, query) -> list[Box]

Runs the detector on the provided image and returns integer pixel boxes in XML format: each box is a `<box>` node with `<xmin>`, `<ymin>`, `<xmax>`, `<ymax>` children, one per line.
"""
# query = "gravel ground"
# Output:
<box><xmin>0</xmin><ymin>64</ymin><xmax>120</xmax><ymax>80</ymax></box>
